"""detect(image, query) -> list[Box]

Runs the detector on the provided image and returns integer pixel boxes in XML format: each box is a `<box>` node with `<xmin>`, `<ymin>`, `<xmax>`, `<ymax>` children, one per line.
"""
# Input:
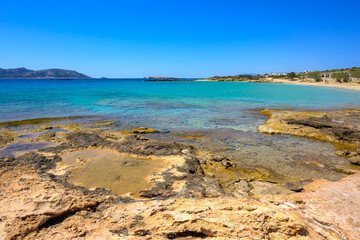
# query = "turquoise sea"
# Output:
<box><xmin>1</xmin><ymin>78</ymin><xmax>360</xmax><ymax>180</ymax></box>
<box><xmin>1</xmin><ymin>78</ymin><xmax>360</xmax><ymax>131</ymax></box>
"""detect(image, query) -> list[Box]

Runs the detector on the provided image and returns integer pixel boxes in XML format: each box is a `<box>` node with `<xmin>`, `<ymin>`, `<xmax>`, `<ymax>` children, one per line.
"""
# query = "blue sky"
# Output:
<box><xmin>0</xmin><ymin>0</ymin><xmax>359</xmax><ymax>78</ymax></box>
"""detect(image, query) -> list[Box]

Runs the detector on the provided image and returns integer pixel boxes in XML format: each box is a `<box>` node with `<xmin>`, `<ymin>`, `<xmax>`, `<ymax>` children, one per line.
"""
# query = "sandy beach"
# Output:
<box><xmin>271</xmin><ymin>79</ymin><xmax>360</xmax><ymax>91</ymax></box>
<box><xmin>198</xmin><ymin>78</ymin><xmax>360</xmax><ymax>91</ymax></box>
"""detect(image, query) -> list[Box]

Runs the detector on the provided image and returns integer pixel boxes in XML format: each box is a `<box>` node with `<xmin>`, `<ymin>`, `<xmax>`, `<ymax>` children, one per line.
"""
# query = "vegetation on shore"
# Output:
<box><xmin>209</xmin><ymin>74</ymin><xmax>263</xmax><ymax>81</ymax></box>
<box><xmin>207</xmin><ymin>67</ymin><xmax>360</xmax><ymax>83</ymax></box>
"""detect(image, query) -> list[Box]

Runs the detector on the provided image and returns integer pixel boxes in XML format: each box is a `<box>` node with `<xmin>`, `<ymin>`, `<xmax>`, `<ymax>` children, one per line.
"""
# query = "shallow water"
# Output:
<box><xmin>1</xmin><ymin>79</ymin><xmax>360</xmax><ymax>132</ymax></box>
<box><xmin>1</xmin><ymin>79</ymin><xmax>360</xmax><ymax>182</ymax></box>
<box><xmin>0</xmin><ymin>142</ymin><xmax>56</xmax><ymax>157</ymax></box>
<box><xmin>59</xmin><ymin>148</ymin><xmax>169</xmax><ymax>196</ymax></box>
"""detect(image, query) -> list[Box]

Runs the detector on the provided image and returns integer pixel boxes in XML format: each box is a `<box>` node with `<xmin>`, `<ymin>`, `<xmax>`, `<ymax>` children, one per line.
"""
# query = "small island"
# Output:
<box><xmin>0</xmin><ymin>67</ymin><xmax>91</xmax><ymax>79</ymax></box>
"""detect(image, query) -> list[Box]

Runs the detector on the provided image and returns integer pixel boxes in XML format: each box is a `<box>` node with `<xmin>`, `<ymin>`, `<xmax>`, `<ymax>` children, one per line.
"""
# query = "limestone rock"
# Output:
<box><xmin>0</xmin><ymin>165</ymin><xmax>106</xmax><ymax>240</ymax></box>
<box><xmin>131</xmin><ymin>127</ymin><xmax>159</xmax><ymax>134</ymax></box>
<box><xmin>95</xmin><ymin>121</ymin><xmax>114</xmax><ymax>127</ymax></box>
<box><xmin>349</xmin><ymin>156</ymin><xmax>360</xmax><ymax>165</ymax></box>
<box><xmin>291</xmin><ymin>173</ymin><xmax>360</xmax><ymax>240</ymax></box>
<box><xmin>39</xmin><ymin>131</ymin><xmax>56</xmax><ymax>141</ymax></box>
<box><xmin>258</xmin><ymin>110</ymin><xmax>360</xmax><ymax>146</ymax></box>
<box><xmin>0</xmin><ymin>134</ymin><xmax>13</xmax><ymax>148</ymax></box>
<box><xmin>250</xmin><ymin>181</ymin><xmax>293</xmax><ymax>196</ymax></box>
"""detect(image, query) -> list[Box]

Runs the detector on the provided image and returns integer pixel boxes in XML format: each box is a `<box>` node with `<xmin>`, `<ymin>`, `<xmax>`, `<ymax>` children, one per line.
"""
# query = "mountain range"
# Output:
<box><xmin>0</xmin><ymin>68</ymin><xmax>91</xmax><ymax>79</ymax></box>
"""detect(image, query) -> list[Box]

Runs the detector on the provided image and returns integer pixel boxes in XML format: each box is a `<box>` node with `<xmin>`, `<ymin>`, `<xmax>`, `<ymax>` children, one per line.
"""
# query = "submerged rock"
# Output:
<box><xmin>95</xmin><ymin>121</ymin><xmax>114</xmax><ymax>127</ymax></box>
<box><xmin>249</xmin><ymin>181</ymin><xmax>293</xmax><ymax>196</ymax></box>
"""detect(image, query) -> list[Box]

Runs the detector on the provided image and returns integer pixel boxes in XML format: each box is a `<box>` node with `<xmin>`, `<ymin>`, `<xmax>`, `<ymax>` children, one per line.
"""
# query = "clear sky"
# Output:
<box><xmin>0</xmin><ymin>0</ymin><xmax>359</xmax><ymax>78</ymax></box>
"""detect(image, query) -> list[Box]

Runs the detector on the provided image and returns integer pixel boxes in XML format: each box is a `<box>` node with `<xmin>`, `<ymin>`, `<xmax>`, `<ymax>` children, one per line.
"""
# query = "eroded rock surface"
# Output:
<box><xmin>3</xmin><ymin>163</ymin><xmax>359</xmax><ymax>239</ymax></box>
<box><xmin>258</xmin><ymin>110</ymin><xmax>360</xmax><ymax>166</ymax></box>
<box><xmin>28</xmin><ymin>197</ymin><xmax>312</xmax><ymax>240</ymax></box>
<box><xmin>1</xmin><ymin>123</ymin><xmax>360</xmax><ymax>239</ymax></box>
<box><xmin>289</xmin><ymin>173</ymin><xmax>360</xmax><ymax>240</ymax></box>
<box><xmin>0</xmin><ymin>165</ymin><xmax>109</xmax><ymax>240</ymax></box>
<box><xmin>0</xmin><ymin>133</ymin><xmax>13</xmax><ymax>148</ymax></box>
<box><xmin>258</xmin><ymin>109</ymin><xmax>360</xmax><ymax>143</ymax></box>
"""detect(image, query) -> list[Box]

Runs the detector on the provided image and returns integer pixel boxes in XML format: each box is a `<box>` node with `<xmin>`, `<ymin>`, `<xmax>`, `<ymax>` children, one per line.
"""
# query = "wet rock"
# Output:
<box><xmin>286</xmin><ymin>117</ymin><xmax>335</xmax><ymax>129</ymax></box>
<box><xmin>39</xmin><ymin>131</ymin><xmax>56</xmax><ymax>141</ymax></box>
<box><xmin>41</xmin><ymin>142</ymin><xmax>70</xmax><ymax>153</ymax></box>
<box><xmin>1</xmin><ymin>126</ymin><xmax>360</xmax><ymax>239</ymax></box>
<box><xmin>40</xmin><ymin>132</ymin><xmax>108</xmax><ymax>153</ymax></box>
<box><xmin>259</xmin><ymin>110</ymin><xmax>360</xmax><ymax>156</ymax></box>
<box><xmin>0</xmin><ymin>134</ymin><xmax>13</xmax><ymax>148</ymax></box>
<box><xmin>199</xmin><ymin>154</ymin><xmax>236</xmax><ymax>169</ymax></box>
<box><xmin>138</xmin><ymin>158</ymin><xmax>224</xmax><ymax>199</ymax></box>
<box><xmin>210</xmin><ymin>155</ymin><xmax>236</xmax><ymax>168</ymax></box>
<box><xmin>284</xmin><ymin>180</ymin><xmax>307</xmax><ymax>192</ymax></box>
<box><xmin>95</xmin><ymin>121</ymin><xmax>114</xmax><ymax>127</ymax></box>
<box><xmin>336</xmin><ymin>150</ymin><xmax>351</xmax><ymax>157</ymax></box>
<box><xmin>349</xmin><ymin>157</ymin><xmax>360</xmax><ymax>166</ymax></box>
<box><xmin>332</xmin><ymin>127</ymin><xmax>360</xmax><ymax>142</ymax></box>
<box><xmin>250</xmin><ymin>181</ymin><xmax>293</xmax><ymax>196</ymax></box>
<box><xmin>0</xmin><ymin>141</ymin><xmax>56</xmax><ymax>157</ymax></box>
<box><xmin>65</xmin><ymin>131</ymin><xmax>108</xmax><ymax>147</ymax></box>
<box><xmin>132</xmin><ymin>127</ymin><xmax>159</xmax><ymax>134</ymax></box>
<box><xmin>122</xmin><ymin>127</ymin><xmax>160</xmax><ymax>134</ymax></box>
<box><xmin>334</xmin><ymin>164</ymin><xmax>360</xmax><ymax>175</ymax></box>
<box><xmin>0</xmin><ymin>152</ymin><xmax>61</xmax><ymax>171</ymax></box>
<box><xmin>113</xmin><ymin>134</ymin><xmax>188</xmax><ymax>156</ymax></box>
<box><xmin>233</xmin><ymin>180</ymin><xmax>250</xmax><ymax>197</ymax></box>
<box><xmin>42</xmin><ymin>130</ymin><xmax>188</xmax><ymax>157</ymax></box>
<box><xmin>234</xmin><ymin>180</ymin><xmax>251</xmax><ymax>192</ymax></box>
<box><xmin>287</xmin><ymin>117</ymin><xmax>360</xmax><ymax>142</ymax></box>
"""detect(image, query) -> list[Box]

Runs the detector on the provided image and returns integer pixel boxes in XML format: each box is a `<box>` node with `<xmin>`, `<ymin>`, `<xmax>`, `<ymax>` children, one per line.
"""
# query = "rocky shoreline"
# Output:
<box><xmin>0</xmin><ymin>113</ymin><xmax>360</xmax><ymax>239</ymax></box>
<box><xmin>258</xmin><ymin>109</ymin><xmax>360</xmax><ymax>172</ymax></box>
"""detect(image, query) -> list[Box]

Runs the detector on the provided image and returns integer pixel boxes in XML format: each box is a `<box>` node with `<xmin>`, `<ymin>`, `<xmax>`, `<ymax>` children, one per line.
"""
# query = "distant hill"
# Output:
<box><xmin>0</xmin><ymin>67</ymin><xmax>91</xmax><ymax>79</ymax></box>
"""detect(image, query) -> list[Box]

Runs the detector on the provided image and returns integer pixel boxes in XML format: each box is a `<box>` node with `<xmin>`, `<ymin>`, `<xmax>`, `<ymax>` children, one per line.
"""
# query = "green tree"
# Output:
<box><xmin>350</xmin><ymin>69</ymin><xmax>360</xmax><ymax>79</ymax></box>
<box><xmin>332</xmin><ymin>72</ymin><xmax>349</xmax><ymax>82</ymax></box>
<box><xmin>307</xmin><ymin>72</ymin><xmax>322</xmax><ymax>82</ymax></box>
<box><xmin>287</xmin><ymin>72</ymin><xmax>297</xmax><ymax>80</ymax></box>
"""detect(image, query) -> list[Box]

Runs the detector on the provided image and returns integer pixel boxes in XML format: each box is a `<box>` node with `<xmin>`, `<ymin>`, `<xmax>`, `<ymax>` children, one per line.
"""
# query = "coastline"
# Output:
<box><xmin>1</xmin><ymin>110</ymin><xmax>360</xmax><ymax>238</ymax></box>
<box><xmin>270</xmin><ymin>79</ymin><xmax>360</xmax><ymax>91</ymax></box>
<box><xmin>0</xmin><ymin>115</ymin><xmax>360</xmax><ymax>240</ymax></box>
<box><xmin>197</xmin><ymin>78</ymin><xmax>360</xmax><ymax>91</ymax></box>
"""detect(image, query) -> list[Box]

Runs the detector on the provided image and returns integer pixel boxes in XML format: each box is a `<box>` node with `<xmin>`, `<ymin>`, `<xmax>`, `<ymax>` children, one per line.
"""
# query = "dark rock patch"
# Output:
<box><xmin>286</xmin><ymin>117</ymin><xmax>360</xmax><ymax>143</ymax></box>
<box><xmin>0</xmin><ymin>134</ymin><xmax>13</xmax><ymax>148</ymax></box>
<box><xmin>0</xmin><ymin>152</ymin><xmax>61</xmax><ymax>171</ymax></box>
